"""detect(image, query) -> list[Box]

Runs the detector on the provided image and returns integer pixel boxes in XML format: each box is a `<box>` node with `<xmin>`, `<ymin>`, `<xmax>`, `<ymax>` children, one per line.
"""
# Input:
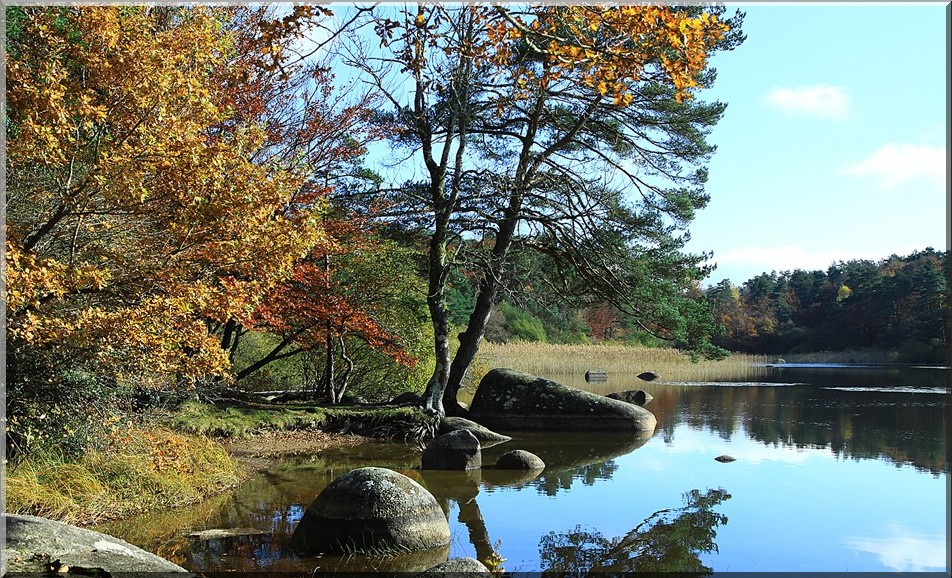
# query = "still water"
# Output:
<box><xmin>99</xmin><ymin>364</ymin><xmax>950</xmax><ymax>573</ymax></box>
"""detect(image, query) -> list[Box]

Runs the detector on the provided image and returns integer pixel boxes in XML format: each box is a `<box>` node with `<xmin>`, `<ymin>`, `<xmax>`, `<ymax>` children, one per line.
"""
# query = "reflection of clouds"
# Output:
<box><xmin>844</xmin><ymin>524</ymin><xmax>948</xmax><ymax>571</ymax></box>
<box><xmin>657</xmin><ymin>426</ymin><xmax>836</xmax><ymax>465</ymax></box>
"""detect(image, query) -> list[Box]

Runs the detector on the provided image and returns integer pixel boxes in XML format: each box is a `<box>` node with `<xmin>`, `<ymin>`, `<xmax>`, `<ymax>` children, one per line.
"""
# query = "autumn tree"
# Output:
<box><xmin>4</xmin><ymin>6</ymin><xmax>374</xmax><ymax>455</ymax></box>
<box><xmin>343</xmin><ymin>4</ymin><xmax>743</xmax><ymax>414</ymax></box>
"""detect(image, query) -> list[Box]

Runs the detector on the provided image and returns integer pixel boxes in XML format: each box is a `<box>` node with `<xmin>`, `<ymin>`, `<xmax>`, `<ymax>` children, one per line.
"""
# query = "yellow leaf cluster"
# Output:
<box><xmin>477</xmin><ymin>5</ymin><xmax>728</xmax><ymax>107</ymax></box>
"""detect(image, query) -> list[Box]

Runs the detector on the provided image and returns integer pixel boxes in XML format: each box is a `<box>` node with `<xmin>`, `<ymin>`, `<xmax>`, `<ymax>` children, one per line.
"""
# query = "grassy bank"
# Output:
<box><xmin>5</xmin><ymin>424</ymin><xmax>243</xmax><ymax>526</ymax></box>
<box><xmin>5</xmin><ymin>401</ymin><xmax>435</xmax><ymax>526</ymax></box>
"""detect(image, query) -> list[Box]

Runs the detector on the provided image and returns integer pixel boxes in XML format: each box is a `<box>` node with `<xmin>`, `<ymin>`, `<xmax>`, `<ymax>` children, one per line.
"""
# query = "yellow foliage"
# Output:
<box><xmin>5</xmin><ymin>6</ymin><xmax>326</xmax><ymax>383</ymax></box>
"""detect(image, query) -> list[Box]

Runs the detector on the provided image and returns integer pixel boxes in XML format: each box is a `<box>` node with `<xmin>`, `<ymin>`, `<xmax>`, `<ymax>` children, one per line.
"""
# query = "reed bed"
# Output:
<box><xmin>472</xmin><ymin>341</ymin><xmax>771</xmax><ymax>383</ymax></box>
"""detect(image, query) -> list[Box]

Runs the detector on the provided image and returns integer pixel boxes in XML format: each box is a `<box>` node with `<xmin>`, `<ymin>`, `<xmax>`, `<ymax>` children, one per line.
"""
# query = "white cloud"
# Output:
<box><xmin>845</xmin><ymin>525</ymin><xmax>948</xmax><ymax>572</ymax></box>
<box><xmin>713</xmin><ymin>246</ymin><xmax>871</xmax><ymax>273</ymax></box>
<box><xmin>763</xmin><ymin>85</ymin><xmax>851</xmax><ymax>119</ymax></box>
<box><xmin>839</xmin><ymin>143</ymin><xmax>947</xmax><ymax>189</ymax></box>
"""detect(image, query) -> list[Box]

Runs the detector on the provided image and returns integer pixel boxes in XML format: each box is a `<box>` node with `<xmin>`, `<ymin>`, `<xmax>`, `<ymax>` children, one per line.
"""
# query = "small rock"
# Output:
<box><xmin>715</xmin><ymin>455</ymin><xmax>736</xmax><ymax>463</ymax></box>
<box><xmin>606</xmin><ymin>389</ymin><xmax>653</xmax><ymax>406</ymax></box>
<box><xmin>422</xmin><ymin>430</ymin><xmax>482</xmax><ymax>471</ymax></box>
<box><xmin>438</xmin><ymin>416</ymin><xmax>511</xmax><ymax>448</ymax></box>
<box><xmin>495</xmin><ymin>449</ymin><xmax>545</xmax><ymax>471</ymax></box>
<box><xmin>636</xmin><ymin>371</ymin><xmax>661</xmax><ymax>382</ymax></box>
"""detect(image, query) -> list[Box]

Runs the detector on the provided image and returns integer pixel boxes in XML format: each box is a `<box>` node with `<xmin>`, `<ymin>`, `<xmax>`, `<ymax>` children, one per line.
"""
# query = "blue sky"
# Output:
<box><xmin>684</xmin><ymin>3</ymin><xmax>948</xmax><ymax>285</ymax></box>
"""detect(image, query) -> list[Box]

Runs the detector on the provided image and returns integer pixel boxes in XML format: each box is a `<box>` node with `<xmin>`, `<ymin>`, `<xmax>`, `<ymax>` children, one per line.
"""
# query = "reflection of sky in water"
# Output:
<box><xmin>461</xmin><ymin>423</ymin><xmax>948</xmax><ymax>572</ymax></box>
<box><xmin>844</xmin><ymin>524</ymin><xmax>947</xmax><ymax>572</ymax></box>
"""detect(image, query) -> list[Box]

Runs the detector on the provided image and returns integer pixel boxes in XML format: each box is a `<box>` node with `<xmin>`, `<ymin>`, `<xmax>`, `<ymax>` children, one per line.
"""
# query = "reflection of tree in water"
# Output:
<box><xmin>532</xmin><ymin>460</ymin><xmax>619</xmax><ymax>497</ymax></box>
<box><xmin>656</xmin><ymin>384</ymin><xmax>949</xmax><ymax>475</ymax></box>
<box><xmin>539</xmin><ymin>488</ymin><xmax>730</xmax><ymax>575</ymax></box>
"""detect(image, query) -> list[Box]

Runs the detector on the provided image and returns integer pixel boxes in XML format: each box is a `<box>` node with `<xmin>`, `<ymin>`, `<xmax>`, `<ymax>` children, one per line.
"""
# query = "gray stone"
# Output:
<box><xmin>418</xmin><ymin>557</ymin><xmax>490</xmax><ymax>575</ymax></box>
<box><xmin>469</xmin><ymin>368</ymin><xmax>657</xmax><ymax>432</ymax></box>
<box><xmin>606</xmin><ymin>389</ymin><xmax>654</xmax><ymax>405</ymax></box>
<box><xmin>438</xmin><ymin>416</ymin><xmax>511</xmax><ymax>448</ymax></box>
<box><xmin>715</xmin><ymin>455</ymin><xmax>737</xmax><ymax>463</ymax></box>
<box><xmin>422</xmin><ymin>430</ymin><xmax>482</xmax><ymax>471</ymax></box>
<box><xmin>3</xmin><ymin>514</ymin><xmax>189</xmax><ymax>575</ymax></box>
<box><xmin>495</xmin><ymin>449</ymin><xmax>545</xmax><ymax>471</ymax></box>
<box><xmin>289</xmin><ymin>467</ymin><xmax>450</xmax><ymax>555</ymax></box>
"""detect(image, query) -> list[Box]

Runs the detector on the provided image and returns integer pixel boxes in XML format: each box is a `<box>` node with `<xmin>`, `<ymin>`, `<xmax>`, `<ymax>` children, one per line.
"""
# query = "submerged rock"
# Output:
<box><xmin>418</xmin><ymin>557</ymin><xmax>490</xmax><ymax>575</ymax></box>
<box><xmin>4</xmin><ymin>514</ymin><xmax>189</xmax><ymax>575</ymax></box>
<box><xmin>422</xmin><ymin>430</ymin><xmax>482</xmax><ymax>471</ymax></box>
<box><xmin>606</xmin><ymin>389</ymin><xmax>654</xmax><ymax>406</ymax></box>
<box><xmin>290</xmin><ymin>467</ymin><xmax>450</xmax><ymax>555</ymax></box>
<box><xmin>469</xmin><ymin>368</ymin><xmax>657</xmax><ymax>432</ymax></box>
<box><xmin>438</xmin><ymin>416</ymin><xmax>511</xmax><ymax>448</ymax></box>
<box><xmin>715</xmin><ymin>455</ymin><xmax>737</xmax><ymax>463</ymax></box>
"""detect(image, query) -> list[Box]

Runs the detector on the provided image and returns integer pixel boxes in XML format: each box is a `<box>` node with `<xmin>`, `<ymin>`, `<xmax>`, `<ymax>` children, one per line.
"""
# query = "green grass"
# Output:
<box><xmin>169</xmin><ymin>400</ymin><xmax>433</xmax><ymax>439</ymax></box>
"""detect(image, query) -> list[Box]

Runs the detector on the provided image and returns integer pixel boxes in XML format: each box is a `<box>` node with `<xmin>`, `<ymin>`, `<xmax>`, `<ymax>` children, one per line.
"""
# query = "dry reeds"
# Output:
<box><xmin>471</xmin><ymin>341</ymin><xmax>770</xmax><ymax>383</ymax></box>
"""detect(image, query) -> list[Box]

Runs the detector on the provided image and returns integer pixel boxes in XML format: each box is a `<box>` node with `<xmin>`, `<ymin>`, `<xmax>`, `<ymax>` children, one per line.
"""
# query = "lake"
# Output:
<box><xmin>97</xmin><ymin>363</ymin><xmax>950</xmax><ymax>573</ymax></box>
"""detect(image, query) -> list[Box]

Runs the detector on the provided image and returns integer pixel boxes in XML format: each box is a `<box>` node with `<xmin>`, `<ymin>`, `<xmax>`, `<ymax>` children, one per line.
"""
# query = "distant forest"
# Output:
<box><xmin>450</xmin><ymin>247</ymin><xmax>950</xmax><ymax>363</ymax></box>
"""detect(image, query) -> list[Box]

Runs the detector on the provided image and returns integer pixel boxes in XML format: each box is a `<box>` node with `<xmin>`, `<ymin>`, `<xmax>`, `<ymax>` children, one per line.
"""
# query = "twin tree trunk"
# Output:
<box><xmin>438</xmin><ymin>200</ymin><xmax>523</xmax><ymax>417</ymax></box>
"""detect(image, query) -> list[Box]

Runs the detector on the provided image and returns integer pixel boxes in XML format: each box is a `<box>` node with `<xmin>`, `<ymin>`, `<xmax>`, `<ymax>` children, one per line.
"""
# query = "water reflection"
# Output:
<box><xmin>567</xmin><ymin>365</ymin><xmax>949</xmax><ymax>475</ymax></box>
<box><xmin>481</xmin><ymin>430</ymin><xmax>653</xmax><ymax>496</ymax></box>
<box><xmin>539</xmin><ymin>488</ymin><xmax>731</xmax><ymax>575</ymax></box>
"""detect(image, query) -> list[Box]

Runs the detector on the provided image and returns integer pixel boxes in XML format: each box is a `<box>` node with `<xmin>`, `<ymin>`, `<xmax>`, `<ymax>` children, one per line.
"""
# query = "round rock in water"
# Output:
<box><xmin>637</xmin><ymin>371</ymin><xmax>661</xmax><ymax>382</ymax></box>
<box><xmin>715</xmin><ymin>455</ymin><xmax>737</xmax><ymax>463</ymax></box>
<box><xmin>422</xmin><ymin>429</ymin><xmax>482</xmax><ymax>471</ymax></box>
<box><xmin>495</xmin><ymin>449</ymin><xmax>545</xmax><ymax>471</ymax></box>
<box><xmin>290</xmin><ymin>467</ymin><xmax>450</xmax><ymax>555</ymax></box>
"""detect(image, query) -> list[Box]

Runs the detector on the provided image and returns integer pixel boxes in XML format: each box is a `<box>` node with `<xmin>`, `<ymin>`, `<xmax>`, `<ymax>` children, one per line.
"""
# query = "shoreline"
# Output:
<box><xmin>222</xmin><ymin>428</ymin><xmax>377</xmax><ymax>474</ymax></box>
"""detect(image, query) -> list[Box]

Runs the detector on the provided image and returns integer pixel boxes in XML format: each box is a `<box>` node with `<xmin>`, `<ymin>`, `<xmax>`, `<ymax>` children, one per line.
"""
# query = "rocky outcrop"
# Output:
<box><xmin>468</xmin><ymin>368</ymin><xmax>657</xmax><ymax>432</ymax></box>
<box><xmin>438</xmin><ymin>416</ymin><xmax>511</xmax><ymax>448</ymax></box>
<box><xmin>606</xmin><ymin>389</ymin><xmax>654</xmax><ymax>406</ymax></box>
<box><xmin>422</xmin><ymin>430</ymin><xmax>482</xmax><ymax>471</ymax></box>
<box><xmin>289</xmin><ymin>467</ymin><xmax>450</xmax><ymax>555</ymax></box>
<box><xmin>4</xmin><ymin>514</ymin><xmax>189</xmax><ymax>575</ymax></box>
<box><xmin>495</xmin><ymin>449</ymin><xmax>545</xmax><ymax>470</ymax></box>
<box><xmin>418</xmin><ymin>557</ymin><xmax>490</xmax><ymax>575</ymax></box>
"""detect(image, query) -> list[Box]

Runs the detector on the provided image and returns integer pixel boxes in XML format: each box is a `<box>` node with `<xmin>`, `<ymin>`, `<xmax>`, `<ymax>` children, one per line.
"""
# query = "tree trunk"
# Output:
<box><xmin>444</xmin><ymin>195</ymin><xmax>523</xmax><ymax>415</ymax></box>
<box><xmin>422</xmin><ymin>234</ymin><xmax>451</xmax><ymax>415</ymax></box>
<box><xmin>323</xmin><ymin>323</ymin><xmax>336</xmax><ymax>404</ymax></box>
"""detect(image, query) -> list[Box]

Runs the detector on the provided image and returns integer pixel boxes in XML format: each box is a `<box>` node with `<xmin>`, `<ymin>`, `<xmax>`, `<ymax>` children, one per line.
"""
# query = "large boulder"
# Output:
<box><xmin>4</xmin><ymin>514</ymin><xmax>189</xmax><ymax>575</ymax></box>
<box><xmin>438</xmin><ymin>416</ymin><xmax>511</xmax><ymax>448</ymax></box>
<box><xmin>422</xmin><ymin>430</ymin><xmax>482</xmax><ymax>471</ymax></box>
<box><xmin>289</xmin><ymin>467</ymin><xmax>450</xmax><ymax>555</ymax></box>
<box><xmin>469</xmin><ymin>368</ymin><xmax>657</xmax><ymax>432</ymax></box>
<box><xmin>606</xmin><ymin>389</ymin><xmax>654</xmax><ymax>406</ymax></box>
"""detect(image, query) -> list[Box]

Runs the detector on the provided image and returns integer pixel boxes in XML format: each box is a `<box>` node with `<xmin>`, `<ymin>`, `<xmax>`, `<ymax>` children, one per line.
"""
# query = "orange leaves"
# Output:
<box><xmin>476</xmin><ymin>5</ymin><xmax>728</xmax><ymax>107</ymax></box>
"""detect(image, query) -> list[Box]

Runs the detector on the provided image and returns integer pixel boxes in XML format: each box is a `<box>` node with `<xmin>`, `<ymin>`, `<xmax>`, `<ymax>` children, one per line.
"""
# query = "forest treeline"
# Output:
<box><xmin>471</xmin><ymin>247</ymin><xmax>950</xmax><ymax>364</ymax></box>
